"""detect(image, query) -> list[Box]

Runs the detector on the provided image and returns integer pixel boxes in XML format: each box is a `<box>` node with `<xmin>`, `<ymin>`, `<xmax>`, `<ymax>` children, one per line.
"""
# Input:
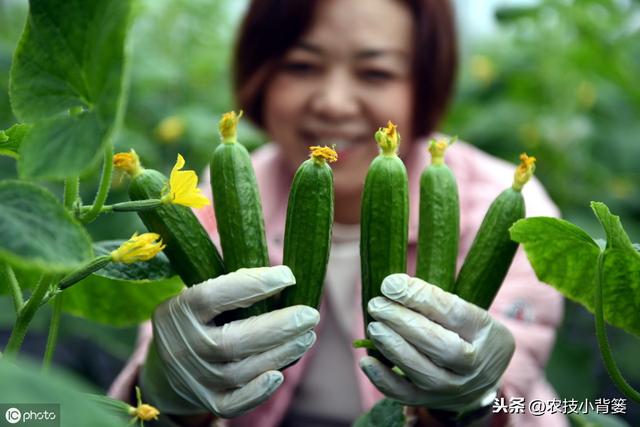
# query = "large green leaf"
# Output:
<box><xmin>511</xmin><ymin>205</ymin><xmax>640</xmax><ymax>336</ymax></box>
<box><xmin>510</xmin><ymin>217</ymin><xmax>600</xmax><ymax>306</ymax></box>
<box><xmin>0</xmin><ymin>180</ymin><xmax>93</xmax><ymax>272</ymax></box>
<box><xmin>0</xmin><ymin>123</ymin><xmax>31</xmax><ymax>159</ymax></box>
<box><xmin>10</xmin><ymin>0</ymin><xmax>134</xmax><ymax>179</ymax></box>
<box><xmin>62</xmin><ymin>275</ymin><xmax>183</xmax><ymax>327</ymax></box>
<box><xmin>0</xmin><ymin>359</ymin><xmax>124</xmax><ymax>426</ymax></box>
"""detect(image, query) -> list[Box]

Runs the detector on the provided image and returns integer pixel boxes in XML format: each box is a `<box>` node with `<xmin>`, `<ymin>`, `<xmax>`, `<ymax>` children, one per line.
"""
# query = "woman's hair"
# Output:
<box><xmin>233</xmin><ymin>0</ymin><xmax>458</xmax><ymax>140</ymax></box>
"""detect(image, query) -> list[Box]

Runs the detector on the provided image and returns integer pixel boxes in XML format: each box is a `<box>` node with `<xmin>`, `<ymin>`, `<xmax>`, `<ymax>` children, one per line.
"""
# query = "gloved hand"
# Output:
<box><xmin>140</xmin><ymin>265</ymin><xmax>320</xmax><ymax>419</ymax></box>
<box><xmin>359</xmin><ymin>273</ymin><xmax>515</xmax><ymax>414</ymax></box>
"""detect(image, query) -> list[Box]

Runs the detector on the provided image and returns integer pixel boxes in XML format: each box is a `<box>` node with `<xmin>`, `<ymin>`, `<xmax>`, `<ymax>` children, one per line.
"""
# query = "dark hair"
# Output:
<box><xmin>233</xmin><ymin>0</ymin><xmax>458</xmax><ymax>140</ymax></box>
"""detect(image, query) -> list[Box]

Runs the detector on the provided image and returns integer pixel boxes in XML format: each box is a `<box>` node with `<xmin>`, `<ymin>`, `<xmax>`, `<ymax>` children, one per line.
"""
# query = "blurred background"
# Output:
<box><xmin>1</xmin><ymin>0</ymin><xmax>639</xmax><ymax>423</ymax></box>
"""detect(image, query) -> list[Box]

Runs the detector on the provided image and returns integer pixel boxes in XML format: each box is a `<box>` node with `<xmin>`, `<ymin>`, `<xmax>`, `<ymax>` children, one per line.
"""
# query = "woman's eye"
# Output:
<box><xmin>281</xmin><ymin>61</ymin><xmax>319</xmax><ymax>75</ymax></box>
<box><xmin>360</xmin><ymin>69</ymin><xmax>395</xmax><ymax>82</ymax></box>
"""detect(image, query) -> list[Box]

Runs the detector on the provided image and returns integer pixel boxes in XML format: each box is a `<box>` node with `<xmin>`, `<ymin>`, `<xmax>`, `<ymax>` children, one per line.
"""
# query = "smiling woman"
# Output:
<box><xmin>234</xmin><ymin>0</ymin><xmax>456</xmax><ymax>223</ymax></box>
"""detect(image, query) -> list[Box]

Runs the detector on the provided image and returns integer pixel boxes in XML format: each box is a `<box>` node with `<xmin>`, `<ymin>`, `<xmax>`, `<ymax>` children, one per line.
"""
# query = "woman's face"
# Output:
<box><xmin>263</xmin><ymin>0</ymin><xmax>414</xmax><ymax>199</ymax></box>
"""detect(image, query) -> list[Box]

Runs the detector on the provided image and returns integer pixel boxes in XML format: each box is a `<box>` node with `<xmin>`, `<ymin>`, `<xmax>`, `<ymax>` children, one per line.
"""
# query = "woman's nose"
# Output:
<box><xmin>309</xmin><ymin>70</ymin><xmax>360</xmax><ymax>120</ymax></box>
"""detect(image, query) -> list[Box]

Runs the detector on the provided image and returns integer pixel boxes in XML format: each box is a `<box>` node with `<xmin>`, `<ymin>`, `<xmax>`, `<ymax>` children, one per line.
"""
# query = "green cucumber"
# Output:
<box><xmin>415</xmin><ymin>138</ymin><xmax>459</xmax><ymax>291</ymax></box>
<box><xmin>126</xmin><ymin>165</ymin><xmax>226</xmax><ymax>287</ymax></box>
<box><xmin>210</xmin><ymin>111</ymin><xmax>270</xmax><ymax>320</ymax></box>
<box><xmin>454</xmin><ymin>153</ymin><xmax>536</xmax><ymax>308</ymax></box>
<box><xmin>361</xmin><ymin>122</ymin><xmax>408</xmax><ymax>363</ymax></box>
<box><xmin>278</xmin><ymin>146</ymin><xmax>336</xmax><ymax>309</ymax></box>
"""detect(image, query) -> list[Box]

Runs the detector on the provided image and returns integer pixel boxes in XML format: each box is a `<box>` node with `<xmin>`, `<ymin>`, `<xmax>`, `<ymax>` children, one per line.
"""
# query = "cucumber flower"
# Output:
<box><xmin>309</xmin><ymin>145</ymin><xmax>338</xmax><ymax>164</ymax></box>
<box><xmin>111</xmin><ymin>233</ymin><xmax>165</xmax><ymax>264</ymax></box>
<box><xmin>161</xmin><ymin>154</ymin><xmax>211</xmax><ymax>208</ymax></box>
<box><xmin>375</xmin><ymin>121</ymin><xmax>401</xmax><ymax>155</ymax></box>
<box><xmin>513</xmin><ymin>153</ymin><xmax>536</xmax><ymax>191</ymax></box>
<box><xmin>219</xmin><ymin>110</ymin><xmax>243</xmax><ymax>143</ymax></box>
<box><xmin>113</xmin><ymin>149</ymin><xmax>142</xmax><ymax>177</ymax></box>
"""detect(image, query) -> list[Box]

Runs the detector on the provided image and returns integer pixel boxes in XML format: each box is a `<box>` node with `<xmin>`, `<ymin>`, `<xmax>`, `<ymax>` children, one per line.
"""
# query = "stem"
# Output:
<box><xmin>80</xmin><ymin>199</ymin><xmax>163</xmax><ymax>214</ymax></box>
<box><xmin>81</xmin><ymin>143</ymin><xmax>114</xmax><ymax>224</ymax></box>
<box><xmin>4</xmin><ymin>275</ymin><xmax>52</xmax><ymax>357</ymax></box>
<box><xmin>64</xmin><ymin>177</ymin><xmax>80</xmax><ymax>210</ymax></box>
<box><xmin>594</xmin><ymin>251</ymin><xmax>640</xmax><ymax>403</ymax></box>
<box><xmin>58</xmin><ymin>255</ymin><xmax>112</xmax><ymax>291</ymax></box>
<box><xmin>42</xmin><ymin>293</ymin><xmax>63</xmax><ymax>372</ymax></box>
<box><xmin>1</xmin><ymin>263</ymin><xmax>23</xmax><ymax>314</ymax></box>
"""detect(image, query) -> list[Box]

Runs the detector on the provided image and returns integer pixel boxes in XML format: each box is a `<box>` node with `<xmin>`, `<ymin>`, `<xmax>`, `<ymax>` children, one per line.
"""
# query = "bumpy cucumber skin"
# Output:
<box><xmin>210</xmin><ymin>142</ymin><xmax>270</xmax><ymax>319</ymax></box>
<box><xmin>454</xmin><ymin>188</ymin><xmax>525</xmax><ymax>308</ymax></box>
<box><xmin>129</xmin><ymin>169</ymin><xmax>226</xmax><ymax>286</ymax></box>
<box><xmin>415</xmin><ymin>164</ymin><xmax>459</xmax><ymax>292</ymax></box>
<box><xmin>361</xmin><ymin>155</ymin><xmax>408</xmax><ymax>361</ymax></box>
<box><xmin>279</xmin><ymin>159</ymin><xmax>334</xmax><ymax>309</ymax></box>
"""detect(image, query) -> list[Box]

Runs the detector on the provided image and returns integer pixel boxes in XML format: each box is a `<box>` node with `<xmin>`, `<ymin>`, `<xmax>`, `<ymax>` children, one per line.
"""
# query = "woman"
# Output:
<box><xmin>110</xmin><ymin>1</ymin><xmax>567</xmax><ymax>426</ymax></box>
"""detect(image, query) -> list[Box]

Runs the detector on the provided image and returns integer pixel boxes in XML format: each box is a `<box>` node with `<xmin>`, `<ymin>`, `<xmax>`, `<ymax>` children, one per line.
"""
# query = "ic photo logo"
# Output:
<box><xmin>4</xmin><ymin>408</ymin><xmax>21</xmax><ymax>424</ymax></box>
<box><xmin>1</xmin><ymin>405</ymin><xmax>58</xmax><ymax>426</ymax></box>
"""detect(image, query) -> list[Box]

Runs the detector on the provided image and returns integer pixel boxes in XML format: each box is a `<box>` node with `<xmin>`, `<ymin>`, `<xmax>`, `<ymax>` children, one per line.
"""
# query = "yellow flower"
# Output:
<box><xmin>132</xmin><ymin>404</ymin><xmax>160</xmax><ymax>422</ymax></box>
<box><xmin>309</xmin><ymin>145</ymin><xmax>338</xmax><ymax>164</ymax></box>
<box><xmin>110</xmin><ymin>233</ymin><xmax>165</xmax><ymax>264</ymax></box>
<box><xmin>128</xmin><ymin>387</ymin><xmax>160</xmax><ymax>425</ymax></box>
<box><xmin>513</xmin><ymin>153</ymin><xmax>536</xmax><ymax>191</ymax></box>
<box><xmin>155</xmin><ymin>115</ymin><xmax>186</xmax><ymax>144</ymax></box>
<box><xmin>162</xmin><ymin>154</ymin><xmax>211</xmax><ymax>208</ymax></box>
<box><xmin>113</xmin><ymin>150</ymin><xmax>142</xmax><ymax>177</ymax></box>
<box><xmin>374</xmin><ymin>121</ymin><xmax>401</xmax><ymax>155</ymax></box>
<box><xmin>219</xmin><ymin>110</ymin><xmax>243</xmax><ymax>143</ymax></box>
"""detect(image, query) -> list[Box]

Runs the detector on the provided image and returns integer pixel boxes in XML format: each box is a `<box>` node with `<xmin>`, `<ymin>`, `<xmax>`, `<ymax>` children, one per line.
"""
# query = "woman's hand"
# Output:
<box><xmin>140</xmin><ymin>266</ymin><xmax>319</xmax><ymax>419</ymax></box>
<box><xmin>360</xmin><ymin>273</ymin><xmax>515</xmax><ymax>414</ymax></box>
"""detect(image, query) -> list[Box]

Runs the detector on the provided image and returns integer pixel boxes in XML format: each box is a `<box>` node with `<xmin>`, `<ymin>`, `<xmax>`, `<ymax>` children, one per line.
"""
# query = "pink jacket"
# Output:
<box><xmin>110</xmin><ymin>140</ymin><xmax>568</xmax><ymax>427</ymax></box>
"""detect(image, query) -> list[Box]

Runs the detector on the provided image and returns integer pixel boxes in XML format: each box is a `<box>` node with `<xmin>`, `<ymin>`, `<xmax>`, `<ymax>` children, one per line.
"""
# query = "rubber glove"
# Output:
<box><xmin>360</xmin><ymin>273</ymin><xmax>515</xmax><ymax>414</ymax></box>
<box><xmin>140</xmin><ymin>265</ymin><xmax>320</xmax><ymax>419</ymax></box>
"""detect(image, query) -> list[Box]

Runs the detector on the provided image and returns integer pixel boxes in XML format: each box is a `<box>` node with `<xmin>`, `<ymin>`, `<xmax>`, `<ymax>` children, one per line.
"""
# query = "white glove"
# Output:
<box><xmin>360</xmin><ymin>273</ymin><xmax>515</xmax><ymax>414</ymax></box>
<box><xmin>140</xmin><ymin>266</ymin><xmax>320</xmax><ymax>418</ymax></box>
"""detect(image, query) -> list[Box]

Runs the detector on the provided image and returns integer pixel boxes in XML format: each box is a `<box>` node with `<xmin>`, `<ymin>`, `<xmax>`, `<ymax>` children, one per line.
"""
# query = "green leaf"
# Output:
<box><xmin>511</xmin><ymin>208</ymin><xmax>640</xmax><ymax>336</ymax></box>
<box><xmin>10</xmin><ymin>0</ymin><xmax>134</xmax><ymax>179</ymax></box>
<box><xmin>353</xmin><ymin>398</ymin><xmax>405</xmax><ymax>427</ymax></box>
<box><xmin>601</xmin><ymin>248</ymin><xmax>640</xmax><ymax>336</ymax></box>
<box><xmin>0</xmin><ymin>123</ymin><xmax>31</xmax><ymax>159</ymax></box>
<box><xmin>61</xmin><ymin>266</ymin><xmax>184</xmax><ymax>327</ymax></box>
<box><xmin>510</xmin><ymin>217</ymin><xmax>601</xmax><ymax>307</ymax></box>
<box><xmin>591</xmin><ymin>202</ymin><xmax>636</xmax><ymax>253</ymax></box>
<box><xmin>0</xmin><ymin>358</ymin><xmax>125</xmax><ymax>426</ymax></box>
<box><xmin>0</xmin><ymin>180</ymin><xmax>93</xmax><ymax>273</ymax></box>
<box><xmin>93</xmin><ymin>240</ymin><xmax>175</xmax><ymax>281</ymax></box>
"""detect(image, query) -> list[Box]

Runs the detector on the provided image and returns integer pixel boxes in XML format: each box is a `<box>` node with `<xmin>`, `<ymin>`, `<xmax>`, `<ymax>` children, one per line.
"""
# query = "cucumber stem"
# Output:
<box><xmin>595</xmin><ymin>251</ymin><xmax>640</xmax><ymax>403</ymax></box>
<box><xmin>353</xmin><ymin>338</ymin><xmax>377</xmax><ymax>350</ymax></box>
<box><xmin>81</xmin><ymin>143</ymin><xmax>115</xmax><ymax>224</ymax></box>
<box><xmin>63</xmin><ymin>176</ymin><xmax>79</xmax><ymax>210</ymax></box>
<box><xmin>512</xmin><ymin>153</ymin><xmax>536</xmax><ymax>191</ymax></box>
<box><xmin>57</xmin><ymin>255</ymin><xmax>112</xmax><ymax>290</ymax></box>
<box><xmin>309</xmin><ymin>145</ymin><xmax>338</xmax><ymax>165</ymax></box>
<box><xmin>375</xmin><ymin>121</ymin><xmax>401</xmax><ymax>156</ymax></box>
<box><xmin>4</xmin><ymin>275</ymin><xmax>52</xmax><ymax>357</ymax></box>
<box><xmin>42</xmin><ymin>293</ymin><xmax>63</xmax><ymax>372</ymax></box>
<box><xmin>1</xmin><ymin>263</ymin><xmax>23</xmax><ymax>314</ymax></box>
<box><xmin>219</xmin><ymin>110</ymin><xmax>243</xmax><ymax>144</ymax></box>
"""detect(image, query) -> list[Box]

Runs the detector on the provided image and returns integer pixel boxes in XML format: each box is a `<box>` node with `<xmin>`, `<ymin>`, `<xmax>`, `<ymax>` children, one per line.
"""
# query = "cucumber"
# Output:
<box><xmin>210</xmin><ymin>111</ymin><xmax>270</xmax><ymax>320</ymax></box>
<box><xmin>278</xmin><ymin>146</ymin><xmax>336</xmax><ymax>309</ymax></box>
<box><xmin>361</xmin><ymin>122</ymin><xmax>408</xmax><ymax>363</ymax></box>
<box><xmin>415</xmin><ymin>138</ymin><xmax>459</xmax><ymax>291</ymax></box>
<box><xmin>115</xmin><ymin>151</ymin><xmax>226</xmax><ymax>286</ymax></box>
<box><xmin>454</xmin><ymin>153</ymin><xmax>536</xmax><ymax>308</ymax></box>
